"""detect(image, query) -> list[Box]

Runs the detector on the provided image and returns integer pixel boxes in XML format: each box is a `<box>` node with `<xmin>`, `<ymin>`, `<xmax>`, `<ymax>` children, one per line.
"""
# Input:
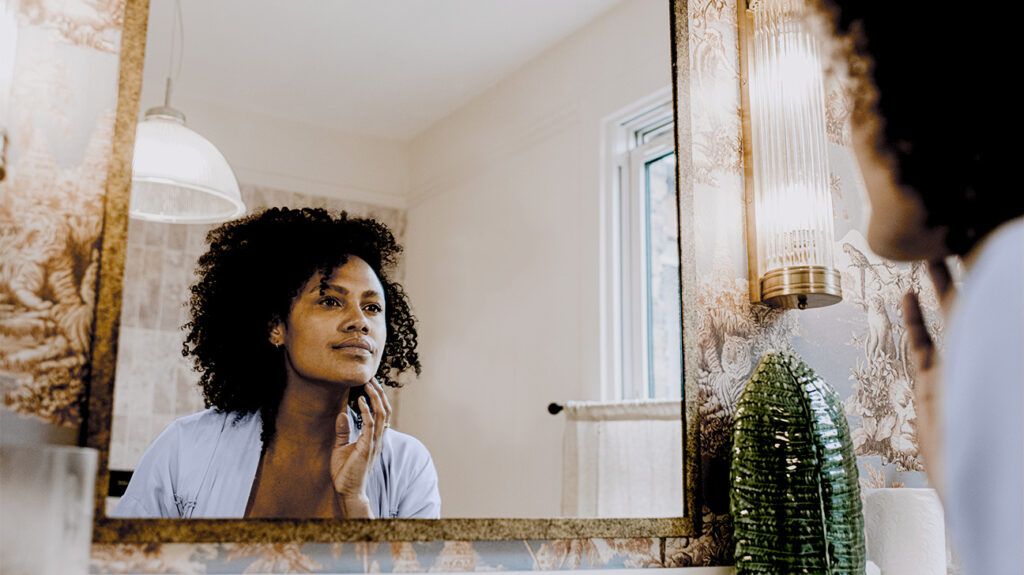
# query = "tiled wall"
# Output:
<box><xmin>108</xmin><ymin>185</ymin><xmax>405</xmax><ymax>471</ymax></box>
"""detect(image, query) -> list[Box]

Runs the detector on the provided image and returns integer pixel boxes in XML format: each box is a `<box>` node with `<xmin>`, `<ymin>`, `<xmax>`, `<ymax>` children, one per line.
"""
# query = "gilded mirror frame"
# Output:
<box><xmin>86</xmin><ymin>0</ymin><xmax>700</xmax><ymax>543</ymax></box>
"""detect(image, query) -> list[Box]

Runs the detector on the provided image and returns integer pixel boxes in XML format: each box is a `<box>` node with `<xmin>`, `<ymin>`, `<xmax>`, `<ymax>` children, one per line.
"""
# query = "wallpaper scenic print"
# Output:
<box><xmin>0</xmin><ymin>0</ymin><xmax>124</xmax><ymax>427</ymax></box>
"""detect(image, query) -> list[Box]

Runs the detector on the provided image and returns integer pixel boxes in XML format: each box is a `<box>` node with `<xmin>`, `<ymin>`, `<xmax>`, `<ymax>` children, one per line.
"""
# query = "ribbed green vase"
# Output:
<box><xmin>730</xmin><ymin>352</ymin><xmax>865</xmax><ymax>574</ymax></box>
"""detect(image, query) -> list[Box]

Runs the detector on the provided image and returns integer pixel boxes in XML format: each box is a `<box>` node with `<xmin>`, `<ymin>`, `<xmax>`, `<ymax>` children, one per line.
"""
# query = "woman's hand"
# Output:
<box><xmin>330</xmin><ymin>379</ymin><xmax>392</xmax><ymax>517</ymax></box>
<box><xmin>902</xmin><ymin>260</ymin><xmax>956</xmax><ymax>494</ymax></box>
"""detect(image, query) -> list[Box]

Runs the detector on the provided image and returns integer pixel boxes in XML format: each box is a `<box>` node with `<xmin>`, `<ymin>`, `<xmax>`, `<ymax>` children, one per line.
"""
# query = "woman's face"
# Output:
<box><xmin>850</xmin><ymin>115</ymin><xmax>948</xmax><ymax>262</ymax></box>
<box><xmin>273</xmin><ymin>256</ymin><xmax>387</xmax><ymax>388</ymax></box>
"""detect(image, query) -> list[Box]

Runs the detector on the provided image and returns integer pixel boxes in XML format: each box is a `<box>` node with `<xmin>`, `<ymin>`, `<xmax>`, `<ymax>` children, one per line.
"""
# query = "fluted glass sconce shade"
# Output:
<box><xmin>130</xmin><ymin>106</ymin><xmax>246</xmax><ymax>224</ymax></box>
<box><xmin>740</xmin><ymin>0</ymin><xmax>841</xmax><ymax>309</ymax></box>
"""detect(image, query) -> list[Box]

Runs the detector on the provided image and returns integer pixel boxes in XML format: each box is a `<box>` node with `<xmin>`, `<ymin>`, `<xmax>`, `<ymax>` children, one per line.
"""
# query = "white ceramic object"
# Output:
<box><xmin>0</xmin><ymin>444</ymin><xmax>98</xmax><ymax>575</ymax></box>
<box><xmin>862</xmin><ymin>488</ymin><xmax>946</xmax><ymax>575</ymax></box>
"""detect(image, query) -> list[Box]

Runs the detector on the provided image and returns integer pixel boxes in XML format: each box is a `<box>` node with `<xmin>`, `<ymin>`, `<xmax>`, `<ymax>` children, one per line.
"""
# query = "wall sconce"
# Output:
<box><xmin>0</xmin><ymin>0</ymin><xmax>18</xmax><ymax>182</ymax></box>
<box><xmin>738</xmin><ymin>0</ymin><xmax>842</xmax><ymax>310</ymax></box>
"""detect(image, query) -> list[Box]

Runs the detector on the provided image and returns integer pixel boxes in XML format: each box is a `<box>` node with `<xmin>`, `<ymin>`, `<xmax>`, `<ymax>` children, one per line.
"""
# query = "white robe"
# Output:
<box><xmin>942</xmin><ymin>217</ymin><xmax>1023</xmax><ymax>574</ymax></box>
<box><xmin>112</xmin><ymin>408</ymin><xmax>441</xmax><ymax>519</ymax></box>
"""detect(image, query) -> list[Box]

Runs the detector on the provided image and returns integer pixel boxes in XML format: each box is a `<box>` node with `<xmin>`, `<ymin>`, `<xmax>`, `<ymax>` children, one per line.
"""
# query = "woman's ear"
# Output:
<box><xmin>268</xmin><ymin>318</ymin><xmax>285</xmax><ymax>347</ymax></box>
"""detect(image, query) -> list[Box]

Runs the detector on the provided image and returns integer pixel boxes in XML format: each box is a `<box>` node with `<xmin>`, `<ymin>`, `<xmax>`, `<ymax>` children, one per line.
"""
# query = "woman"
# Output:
<box><xmin>822</xmin><ymin>3</ymin><xmax>1023</xmax><ymax>573</ymax></box>
<box><xmin>114</xmin><ymin>208</ymin><xmax>440</xmax><ymax>519</ymax></box>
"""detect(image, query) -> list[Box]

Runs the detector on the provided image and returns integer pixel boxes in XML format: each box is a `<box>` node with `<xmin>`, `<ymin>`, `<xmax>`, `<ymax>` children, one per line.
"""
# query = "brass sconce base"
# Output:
<box><xmin>760</xmin><ymin>266</ymin><xmax>842</xmax><ymax>310</ymax></box>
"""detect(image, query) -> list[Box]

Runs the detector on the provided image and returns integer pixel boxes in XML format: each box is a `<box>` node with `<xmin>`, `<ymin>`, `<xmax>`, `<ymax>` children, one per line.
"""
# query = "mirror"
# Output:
<box><xmin>88</xmin><ymin>0</ymin><xmax>699</xmax><ymax>540</ymax></box>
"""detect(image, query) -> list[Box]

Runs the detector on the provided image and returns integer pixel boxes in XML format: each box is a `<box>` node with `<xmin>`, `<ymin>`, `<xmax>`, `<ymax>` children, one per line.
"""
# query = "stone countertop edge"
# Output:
<box><xmin>95</xmin><ymin>565</ymin><xmax>891</xmax><ymax>574</ymax></box>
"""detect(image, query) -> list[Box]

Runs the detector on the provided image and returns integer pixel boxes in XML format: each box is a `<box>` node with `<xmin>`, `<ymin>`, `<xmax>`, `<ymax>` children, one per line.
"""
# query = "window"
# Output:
<box><xmin>602</xmin><ymin>92</ymin><xmax>682</xmax><ymax>401</ymax></box>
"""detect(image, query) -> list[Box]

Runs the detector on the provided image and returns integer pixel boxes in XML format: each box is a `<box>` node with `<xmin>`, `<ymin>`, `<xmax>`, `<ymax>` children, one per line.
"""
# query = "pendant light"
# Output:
<box><xmin>130</xmin><ymin>0</ymin><xmax>245</xmax><ymax>224</ymax></box>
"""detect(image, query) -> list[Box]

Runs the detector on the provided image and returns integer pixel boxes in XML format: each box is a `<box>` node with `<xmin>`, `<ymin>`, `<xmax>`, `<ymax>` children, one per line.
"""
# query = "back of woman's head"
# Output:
<box><xmin>182</xmin><ymin>207</ymin><xmax>420</xmax><ymax>446</ymax></box>
<box><xmin>823</xmin><ymin>1</ymin><xmax>1021</xmax><ymax>255</ymax></box>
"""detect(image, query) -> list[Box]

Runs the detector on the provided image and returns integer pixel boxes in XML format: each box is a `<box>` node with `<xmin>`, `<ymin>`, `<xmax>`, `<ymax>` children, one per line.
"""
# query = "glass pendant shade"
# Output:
<box><xmin>748</xmin><ymin>0</ymin><xmax>841</xmax><ymax>309</ymax></box>
<box><xmin>130</xmin><ymin>107</ymin><xmax>245</xmax><ymax>224</ymax></box>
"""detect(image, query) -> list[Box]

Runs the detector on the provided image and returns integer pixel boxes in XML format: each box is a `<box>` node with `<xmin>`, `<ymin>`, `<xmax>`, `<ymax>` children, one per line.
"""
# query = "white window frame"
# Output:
<box><xmin>599</xmin><ymin>88</ymin><xmax>675</xmax><ymax>402</ymax></box>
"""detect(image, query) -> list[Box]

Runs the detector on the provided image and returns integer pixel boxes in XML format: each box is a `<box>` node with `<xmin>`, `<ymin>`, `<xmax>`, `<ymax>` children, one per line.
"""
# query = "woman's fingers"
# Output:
<box><xmin>365</xmin><ymin>382</ymin><xmax>387</xmax><ymax>454</ymax></box>
<box><xmin>902</xmin><ymin>291</ymin><xmax>935</xmax><ymax>371</ymax></box>
<box><xmin>375</xmin><ymin>380</ymin><xmax>393</xmax><ymax>425</ymax></box>
<box><xmin>902</xmin><ymin>288</ymin><xmax>942</xmax><ymax>481</ymax></box>
<box><xmin>927</xmin><ymin>259</ymin><xmax>956</xmax><ymax>313</ymax></box>
<box><xmin>335</xmin><ymin>402</ymin><xmax>351</xmax><ymax>447</ymax></box>
<box><xmin>357</xmin><ymin>395</ymin><xmax>375</xmax><ymax>455</ymax></box>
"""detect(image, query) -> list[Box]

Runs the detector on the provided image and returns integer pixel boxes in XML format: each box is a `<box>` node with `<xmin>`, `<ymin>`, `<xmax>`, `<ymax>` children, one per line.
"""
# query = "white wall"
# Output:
<box><xmin>399</xmin><ymin>0</ymin><xmax>671</xmax><ymax>518</ymax></box>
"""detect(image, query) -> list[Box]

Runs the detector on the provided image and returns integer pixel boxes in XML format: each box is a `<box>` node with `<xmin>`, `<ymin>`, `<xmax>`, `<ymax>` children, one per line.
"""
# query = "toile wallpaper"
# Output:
<box><xmin>0</xmin><ymin>0</ymin><xmax>125</xmax><ymax>428</ymax></box>
<box><xmin>0</xmin><ymin>0</ymin><xmax>943</xmax><ymax>572</ymax></box>
<box><xmin>689</xmin><ymin>1</ymin><xmax>941</xmax><ymax>507</ymax></box>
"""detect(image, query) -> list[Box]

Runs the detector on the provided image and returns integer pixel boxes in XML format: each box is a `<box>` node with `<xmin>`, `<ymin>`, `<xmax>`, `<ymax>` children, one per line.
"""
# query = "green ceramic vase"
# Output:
<box><xmin>730</xmin><ymin>352</ymin><xmax>866</xmax><ymax>574</ymax></box>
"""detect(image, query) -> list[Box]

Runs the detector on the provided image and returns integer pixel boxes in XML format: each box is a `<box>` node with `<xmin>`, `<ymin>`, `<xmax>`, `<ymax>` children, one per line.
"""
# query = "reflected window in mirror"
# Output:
<box><xmin>604</xmin><ymin>94</ymin><xmax>681</xmax><ymax>401</ymax></box>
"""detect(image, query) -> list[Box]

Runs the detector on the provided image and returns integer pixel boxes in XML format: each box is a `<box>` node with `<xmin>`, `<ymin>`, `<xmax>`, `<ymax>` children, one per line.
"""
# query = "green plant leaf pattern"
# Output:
<box><xmin>731</xmin><ymin>352</ymin><xmax>866</xmax><ymax>574</ymax></box>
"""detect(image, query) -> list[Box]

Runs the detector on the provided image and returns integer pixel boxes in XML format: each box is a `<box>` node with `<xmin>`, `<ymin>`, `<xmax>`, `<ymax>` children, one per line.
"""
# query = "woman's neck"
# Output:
<box><xmin>272</xmin><ymin>371</ymin><xmax>351</xmax><ymax>452</ymax></box>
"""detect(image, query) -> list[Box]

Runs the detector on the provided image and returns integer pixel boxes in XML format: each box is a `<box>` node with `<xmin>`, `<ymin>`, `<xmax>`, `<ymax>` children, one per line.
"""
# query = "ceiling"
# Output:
<box><xmin>140</xmin><ymin>0</ymin><xmax>625</xmax><ymax>141</ymax></box>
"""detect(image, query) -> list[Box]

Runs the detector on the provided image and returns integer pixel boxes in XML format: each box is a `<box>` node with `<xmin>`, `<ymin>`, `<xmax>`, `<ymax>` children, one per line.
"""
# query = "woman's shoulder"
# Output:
<box><xmin>161</xmin><ymin>408</ymin><xmax>260</xmax><ymax>446</ymax></box>
<box><xmin>384</xmin><ymin>428</ymin><xmax>430</xmax><ymax>453</ymax></box>
<box><xmin>383</xmin><ymin>428</ymin><xmax>433</xmax><ymax>466</ymax></box>
<box><xmin>973</xmin><ymin>217</ymin><xmax>1024</xmax><ymax>276</ymax></box>
<box><xmin>379</xmin><ymin>428</ymin><xmax>440</xmax><ymax>518</ymax></box>
<box><xmin>945</xmin><ymin>217</ymin><xmax>1023</xmax><ymax>383</ymax></box>
<box><xmin>115</xmin><ymin>409</ymin><xmax>260</xmax><ymax>518</ymax></box>
<box><xmin>957</xmin><ymin>217</ymin><xmax>1023</xmax><ymax>319</ymax></box>
<box><xmin>140</xmin><ymin>408</ymin><xmax>261</xmax><ymax>485</ymax></box>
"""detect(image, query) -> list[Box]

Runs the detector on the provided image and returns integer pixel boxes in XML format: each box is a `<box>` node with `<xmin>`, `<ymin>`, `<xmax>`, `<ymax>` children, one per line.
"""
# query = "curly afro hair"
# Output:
<box><xmin>182</xmin><ymin>207</ymin><xmax>421</xmax><ymax>447</ymax></box>
<box><xmin>821</xmin><ymin>2</ymin><xmax>1022</xmax><ymax>255</ymax></box>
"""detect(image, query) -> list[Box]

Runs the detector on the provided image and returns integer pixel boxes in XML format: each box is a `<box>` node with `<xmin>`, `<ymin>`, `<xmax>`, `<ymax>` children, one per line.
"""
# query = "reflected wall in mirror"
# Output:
<box><xmin>103</xmin><ymin>0</ymin><xmax>689</xmax><ymax>524</ymax></box>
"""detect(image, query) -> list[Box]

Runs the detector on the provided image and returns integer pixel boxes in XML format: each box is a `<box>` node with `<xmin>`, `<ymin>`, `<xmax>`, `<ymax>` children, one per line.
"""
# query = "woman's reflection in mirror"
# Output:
<box><xmin>112</xmin><ymin>208</ymin><xmax>440</xmax><ymax>519</ymax></box>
